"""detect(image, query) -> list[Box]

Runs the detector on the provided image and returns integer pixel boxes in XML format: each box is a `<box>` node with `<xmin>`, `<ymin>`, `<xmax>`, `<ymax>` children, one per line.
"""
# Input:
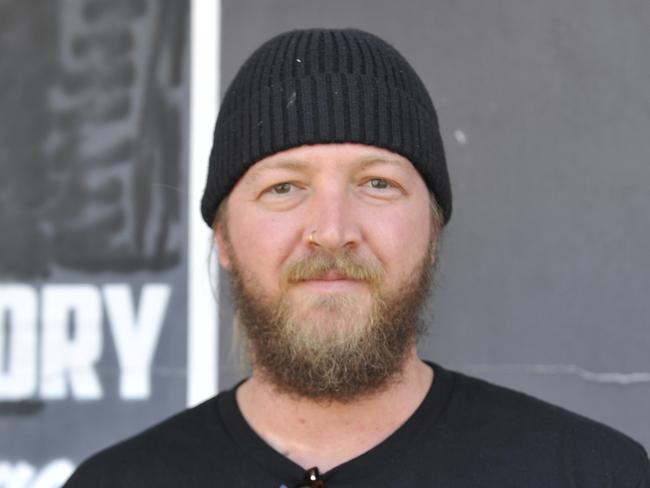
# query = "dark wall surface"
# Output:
<box><xmin>218</xmin><ymin>0</ymin><xmax>650</xmax><ymax>449</ymax></box>
<box><xmin>0</xmin><ymin>0</ymin><xmax>189</xmax><ymax>484</ymax></box>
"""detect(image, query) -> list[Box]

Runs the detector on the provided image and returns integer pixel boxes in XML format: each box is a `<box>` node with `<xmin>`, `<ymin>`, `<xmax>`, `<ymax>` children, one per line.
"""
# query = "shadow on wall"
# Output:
<box><xmin>0</xmin><ymin>0</ymin><xmax>188</xmax><ymax>278</ymax></box>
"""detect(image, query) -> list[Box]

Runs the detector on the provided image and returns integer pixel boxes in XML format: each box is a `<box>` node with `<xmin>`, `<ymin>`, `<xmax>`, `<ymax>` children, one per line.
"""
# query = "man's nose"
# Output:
<box><xmin>306</xmin><ymin>189</ymin><xmax>361</xmax><ymax>251</ymax></box>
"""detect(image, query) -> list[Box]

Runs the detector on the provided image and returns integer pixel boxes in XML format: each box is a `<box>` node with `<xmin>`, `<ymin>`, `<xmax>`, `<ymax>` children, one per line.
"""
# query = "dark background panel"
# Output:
<box><xmin>0</xmin><ymin>0</ymin><xmax>190</xmax><ymax>474</ymax></box>
<box><xmin>218</xmin><ymin>0</ymin><xmax>650</xmax><ymax>449</ymax></box>
<box><xmin>0</xmin><ymin>0</ymin><xmax>186</xmax><ymax>279</ymax></box>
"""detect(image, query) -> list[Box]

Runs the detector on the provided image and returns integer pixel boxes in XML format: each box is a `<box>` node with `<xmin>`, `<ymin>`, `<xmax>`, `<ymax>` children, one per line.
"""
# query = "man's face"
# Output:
<box><xmin>217</xmin><ymin>143</ymin><xmax>438</xmax><ymax>402</ymax></box>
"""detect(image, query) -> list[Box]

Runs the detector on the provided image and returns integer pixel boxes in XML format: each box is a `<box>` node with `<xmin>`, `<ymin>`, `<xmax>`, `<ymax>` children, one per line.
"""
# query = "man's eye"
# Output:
<box><xmin>270</xmin><ymin>182</ymin><xmax>293</xmax><ymax>194</ymax></box>
<box><xmin>368</xmin><ymin>178</ymin><xmax>391</xmax><ymax>189</ymax></box>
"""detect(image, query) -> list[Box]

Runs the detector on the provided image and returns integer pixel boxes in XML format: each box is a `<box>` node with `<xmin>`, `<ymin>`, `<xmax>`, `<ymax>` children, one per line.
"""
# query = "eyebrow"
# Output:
<box><xmin>255</xmin><ymin>159</ymin><xmax>309</xmax><ymax>172</ymax></box>
<box><xmin>355</xmin><ymin>155</ymin><xmax>411</xmax><ymax>170</ymax></box>
<box><xmin>244</xmin><ymin>159</ymin><xmax>309</xmax><ymax>185</ymax></box>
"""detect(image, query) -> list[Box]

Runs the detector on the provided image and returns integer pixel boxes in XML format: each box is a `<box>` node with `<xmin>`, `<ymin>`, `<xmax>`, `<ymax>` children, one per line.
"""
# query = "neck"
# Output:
<box><xmin>236</xmin><ymin>348</ymin><xmax>433</xmax><ymax>473</ymax></box>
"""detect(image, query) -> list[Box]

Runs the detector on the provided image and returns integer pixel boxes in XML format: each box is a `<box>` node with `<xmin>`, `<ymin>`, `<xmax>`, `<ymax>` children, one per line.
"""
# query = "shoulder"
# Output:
<box><xmin>448</xmin><ymin>369</ymin><xmax>642</xmax><ymax>446</ymax></box>
<box><xmin>63</xmin><ymin>395</ymin><xmax>228</xmax><ymax>487</ymax></box>
<box><xmin>441</xmin><ymin>367</ymin><xmax>649</xmax><ymax>485</ymax></box>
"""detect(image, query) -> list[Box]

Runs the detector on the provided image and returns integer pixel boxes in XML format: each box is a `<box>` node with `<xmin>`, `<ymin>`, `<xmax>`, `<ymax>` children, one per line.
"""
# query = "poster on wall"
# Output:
<box><xmin>0</xmin><ymin>1</ymin><xmax>190</xmax><ymax>485</ymax></box>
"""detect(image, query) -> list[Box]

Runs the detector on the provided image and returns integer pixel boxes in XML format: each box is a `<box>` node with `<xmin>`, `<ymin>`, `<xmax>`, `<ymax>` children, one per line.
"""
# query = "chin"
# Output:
<box><xmin>290</xmin><ymin>307</ymin><xmax>373</xmax><ymax>345</ymax></box>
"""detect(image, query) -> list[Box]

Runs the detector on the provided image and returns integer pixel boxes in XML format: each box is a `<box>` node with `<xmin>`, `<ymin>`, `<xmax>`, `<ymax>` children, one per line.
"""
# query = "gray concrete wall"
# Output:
<box><xmin>218</xmin><ymin>0</ymin><xmax>650</xmax><ymax>449</ymax></box>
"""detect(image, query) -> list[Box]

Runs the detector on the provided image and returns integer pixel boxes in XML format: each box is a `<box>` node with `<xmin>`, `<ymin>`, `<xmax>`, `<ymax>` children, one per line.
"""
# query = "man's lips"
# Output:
<box><xmin>293</xmin><ymin>271</ymin><xmax>365</xmax><ymax>291</ymax></box>
<box><xmin>310</xmin><ymin>271</ymin><xmax>352</xmax><ymax>281</ymax></box>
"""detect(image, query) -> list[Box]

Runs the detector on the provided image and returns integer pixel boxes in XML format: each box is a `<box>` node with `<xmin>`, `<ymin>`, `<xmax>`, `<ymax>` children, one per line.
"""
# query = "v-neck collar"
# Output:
<box><xmin>216</xmin><ymin>362</ymin><xmax>454</xmax><ymax>484</ymax></box>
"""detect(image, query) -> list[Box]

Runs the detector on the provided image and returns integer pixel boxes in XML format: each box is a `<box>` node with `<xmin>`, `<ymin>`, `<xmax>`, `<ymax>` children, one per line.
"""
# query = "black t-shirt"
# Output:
<box><xmin>64</xmin><ymin>363</ymin><xmax>650</xmax><ymax>487</ymax></box>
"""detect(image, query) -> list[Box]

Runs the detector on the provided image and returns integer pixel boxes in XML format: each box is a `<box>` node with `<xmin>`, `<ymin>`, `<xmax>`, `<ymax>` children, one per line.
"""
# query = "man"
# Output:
<box><xmin>65</xmin><ymin>28</ymin><xmax>649</xmax><ymax>487</ymax></box>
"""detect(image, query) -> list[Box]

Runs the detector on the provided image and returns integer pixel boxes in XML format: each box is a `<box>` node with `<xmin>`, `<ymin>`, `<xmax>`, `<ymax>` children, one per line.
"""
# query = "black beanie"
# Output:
<box><xmin>201</xmin><ymin>28</ymin><xmax>452</xmax><ymax>226</ymax></box>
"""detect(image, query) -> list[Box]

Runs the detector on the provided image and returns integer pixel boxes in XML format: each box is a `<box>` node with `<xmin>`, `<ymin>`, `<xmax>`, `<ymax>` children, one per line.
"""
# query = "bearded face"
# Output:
<box><xmin>227</xmin><ymin>240</ymin><xmax>434</xmax><ymax>403</ymax></box>
<box><xmin>214</xmin><ymin>144</ymin><xmax>440</xmax><ymax>403</ymax></box>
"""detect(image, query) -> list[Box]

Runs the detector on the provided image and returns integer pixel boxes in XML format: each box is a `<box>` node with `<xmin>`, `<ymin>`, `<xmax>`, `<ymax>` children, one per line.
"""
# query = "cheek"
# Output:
<box><xmin>364</xmin><ymin>204</ymin><xmax>431</xmax><ymax>276</ymax></box>
<box><xmin>227</xmin><ymin>210</ymin><xmax>302</xmax><ymax>283</ymax></box>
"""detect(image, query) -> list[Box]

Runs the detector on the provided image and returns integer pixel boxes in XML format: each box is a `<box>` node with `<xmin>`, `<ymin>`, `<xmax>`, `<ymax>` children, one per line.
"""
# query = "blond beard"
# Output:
<box><xmin>228</xmin><ymin>244</ymin><xmax>434</xmax><ymax>403</ymax></box>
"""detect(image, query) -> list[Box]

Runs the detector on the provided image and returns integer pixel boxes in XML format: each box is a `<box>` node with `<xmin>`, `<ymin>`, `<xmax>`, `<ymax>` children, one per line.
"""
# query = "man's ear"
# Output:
<box><xmin>214</xmin><ymin>224</ymin><xmax>232</xmax><ymax>271</ymax></box>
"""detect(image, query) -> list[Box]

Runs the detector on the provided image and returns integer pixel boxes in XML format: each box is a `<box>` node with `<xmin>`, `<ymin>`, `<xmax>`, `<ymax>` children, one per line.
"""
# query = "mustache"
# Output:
<box><xmin>281</xmin><ymin>251</ymin><xmax>384</xmax><ymax>286</ymax></box>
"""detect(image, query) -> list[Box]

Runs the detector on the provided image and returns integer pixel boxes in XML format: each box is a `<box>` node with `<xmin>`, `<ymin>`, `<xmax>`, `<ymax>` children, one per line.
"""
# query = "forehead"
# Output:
<box><xmin>239</xmin><ymin>143</ymin><xmax>423</xmax><ymax>183</ymax></box>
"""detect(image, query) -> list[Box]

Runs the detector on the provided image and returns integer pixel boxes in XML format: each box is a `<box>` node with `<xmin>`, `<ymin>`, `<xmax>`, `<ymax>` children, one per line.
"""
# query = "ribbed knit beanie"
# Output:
<box><xmin>201</xmin><ymin>28</ymin><xmax>452</xmax><ymax>226</ymax></box>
